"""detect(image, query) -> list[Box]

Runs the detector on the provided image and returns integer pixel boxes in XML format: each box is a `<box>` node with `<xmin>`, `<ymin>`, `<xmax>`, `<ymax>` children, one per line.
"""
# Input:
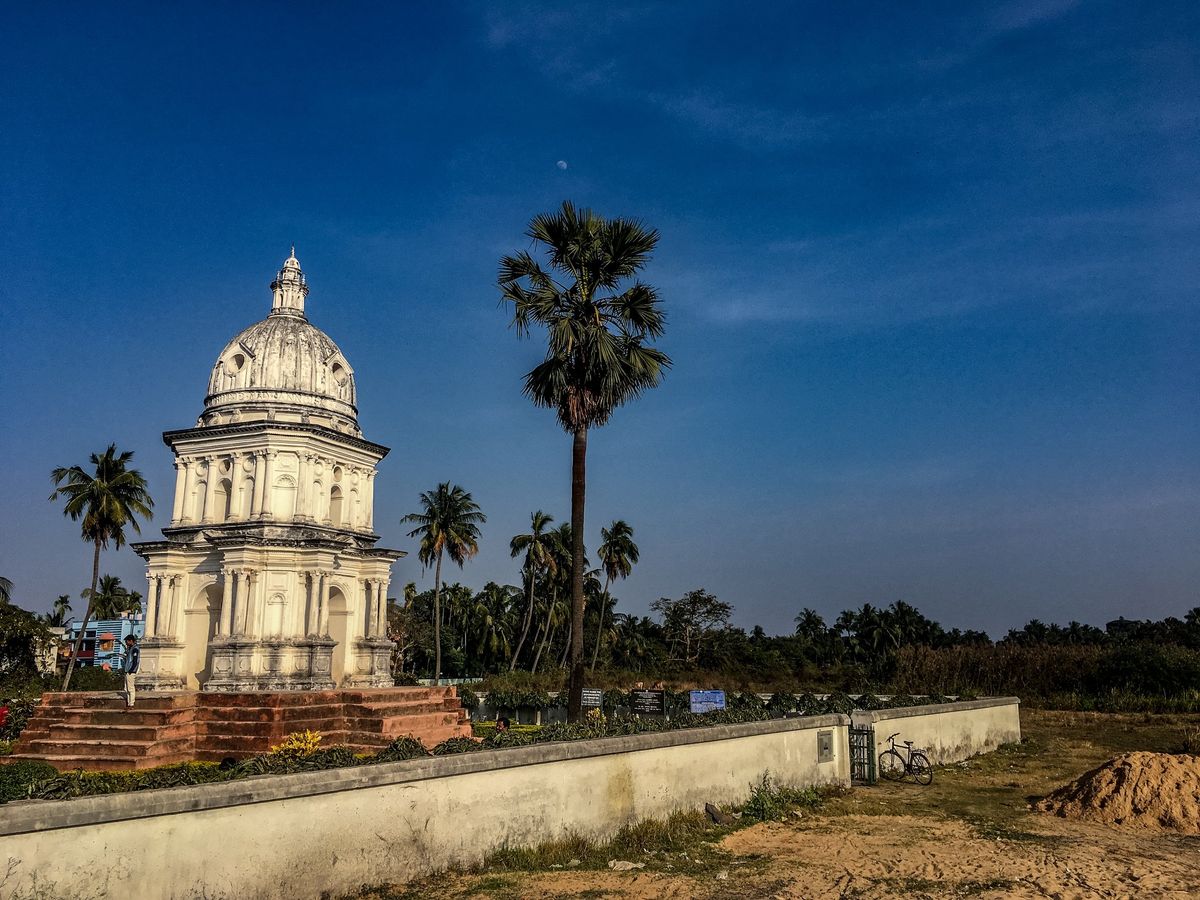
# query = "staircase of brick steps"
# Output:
<box><xmin>343</xmin><ymin>687</ymin><xmax>472</xmax><ymax>751</ymax></box>
<box><xmin>12</xmin><ymin>687</ymin><xmax>474</xmax><ymax>771</ymax></box>
<box><xmin>11</xmin><ymin>693</ymin><xmax>201</xmax><ymax>771</ymax></box>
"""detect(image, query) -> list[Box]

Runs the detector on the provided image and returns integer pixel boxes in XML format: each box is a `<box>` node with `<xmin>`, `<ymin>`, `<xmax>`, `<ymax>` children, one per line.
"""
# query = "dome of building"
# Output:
<box><xmin>201</xmin><ymin>252</ymin><xmax>361</xmax><ymax>436</ymax></box>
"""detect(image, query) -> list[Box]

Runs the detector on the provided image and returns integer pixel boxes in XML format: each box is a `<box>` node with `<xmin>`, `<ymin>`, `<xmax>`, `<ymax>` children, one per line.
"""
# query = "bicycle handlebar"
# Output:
<box><xmin>887</xmin><ymin>732</ymin><xmax>900</xmax><ymax>740</ymax></box>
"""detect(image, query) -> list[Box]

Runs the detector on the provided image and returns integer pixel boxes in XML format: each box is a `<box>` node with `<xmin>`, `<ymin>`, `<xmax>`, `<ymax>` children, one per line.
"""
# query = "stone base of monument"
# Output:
<box><xmin>10</xmin><ymin>687</ymin><xmax>472</xmax><ymax>771</ymax></box>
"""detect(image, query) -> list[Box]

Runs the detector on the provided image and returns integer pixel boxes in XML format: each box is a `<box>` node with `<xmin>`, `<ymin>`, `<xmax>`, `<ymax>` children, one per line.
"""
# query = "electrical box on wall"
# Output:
<box><xmin>817</xmin><ymin>730</ymin><xmax>834</xmax><ymax>763</ymax></box>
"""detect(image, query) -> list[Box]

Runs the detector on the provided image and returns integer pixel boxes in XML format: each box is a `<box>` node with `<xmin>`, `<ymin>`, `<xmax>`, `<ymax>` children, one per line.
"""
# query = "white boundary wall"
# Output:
<box><xmin>0</xmin><ymin>715</ymin><xmax>848</xmax><ymax>900</ymax></box>
<box><xmin>851</xmin><ymin>697</ymin><xmax>1022</xmax><ymax>764</ymax></box>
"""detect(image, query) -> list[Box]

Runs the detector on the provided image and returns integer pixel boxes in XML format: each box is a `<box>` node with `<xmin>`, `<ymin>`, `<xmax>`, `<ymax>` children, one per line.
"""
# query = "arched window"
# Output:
<box><xmin>329</xmin><ymin>485</ymin><xmax>344</xmax><ymax>527</ymax></box>
<box><xmin>215</xmin><ymin>479</ymin><xmax>233</xmax><ymax>523</ymax></box>
<box><xmin>276</xmin><ymin>475</ymin><xmax>297</xmax><ymax>520</ymax></box>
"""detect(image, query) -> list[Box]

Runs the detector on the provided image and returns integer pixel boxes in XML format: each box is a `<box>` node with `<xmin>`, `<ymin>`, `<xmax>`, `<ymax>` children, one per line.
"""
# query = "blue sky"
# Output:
<box><xmin>1</xmin><ymin>1</ymin><xmax>1197</xmax><ymax>636</ymax></box>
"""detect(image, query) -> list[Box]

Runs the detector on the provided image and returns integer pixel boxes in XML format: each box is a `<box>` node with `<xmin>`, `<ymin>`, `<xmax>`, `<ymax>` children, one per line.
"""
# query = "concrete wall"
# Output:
<box><xmin>0</xmin><ymin>715</ymin><xmax>849</xmax><ymax>900</ymax></box>
<box><xmin>851</xmin><ymin>697</ymin><xmax>1021</xmax><ymax>765</ymax></box>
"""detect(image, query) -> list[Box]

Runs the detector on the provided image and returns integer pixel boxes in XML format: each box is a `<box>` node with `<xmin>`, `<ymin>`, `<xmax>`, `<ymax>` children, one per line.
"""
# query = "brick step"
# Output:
<box><xmin>8</xmin><ymin>752</ymin><xmax>195</xmax><ymax>772</ymax></box>
<box><xmin>46</xmin><ymin>722</ymin><xmax>196</xmax><ymax>742</ymax></box>
<box><xmin>344</xmin><ymin>700</ymin><xmax>461</xmax><ymax>718</ymax></box>
<box><xmin>378</xmin><ymin>712</ymin><xmax>466</xmax><ymax>736</ymax></box>
<box><xmin>198</xmin><ymin>732</ymin><xmax>355</xmax><ymax>754</ymax></box>
<box><xmin>53</xmin><ymin>709</ymin><xmax>196</xmax><ymax>727</ymax></box>
<box><xmin>19</xmin><ymin>737</ymin><xmax>195</xmax><ymax>759</ymax></box>
<box><xmin>338</xmin><ymin>688</ymin><xmax>452</xmax><ymax>703</ymax></box>
<box><xmin>194</xmin><ymin>704</ymin><xmax>348</xmax><ymax>723</ymax></box>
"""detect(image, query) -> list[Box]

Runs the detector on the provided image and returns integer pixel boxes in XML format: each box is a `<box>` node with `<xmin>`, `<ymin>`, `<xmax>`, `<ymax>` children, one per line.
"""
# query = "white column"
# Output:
<box><xmin>376</xmin><ymin>579</ymin><xmax>389</xmax><ymax>637</ymax></box>
<box><xmin>237</xmin><ymin>570</ymin><xmax>253</xmax><ymax>635</ymax></box>
<box><xmin>304</xmin><ymin>573</ymin><xmax>316</xmax><ymax>635</ymax></box>
<box><xmin>297</xmin><ymin>454</ymin><xmax>311</xmax><ymax>520</ymax></box>
<box><xmin>219</xmin><ymin>568</ymin><xmax>234</xmax><ymax>636</ymax></box>
<box><xmin>260</xmin><ymin>451</ymin><xmax>276</xmax><ymax>519</ymax></box>
<box><xmin>365</xmin><ymin>470</ymin><xmax>376</xmax><ymax>530</ymax></box>
<box><xmin>144</xmin><ymin>574</ymin><xmax>159</xmax><ymax>636</ymax></box>
<box><xmin>201</xmin><ymin>457</ymin><xmax>218</xmax><ymax>524</ymax></box>
<box><xmin>180</xmin><ymin>459</ymin><xmax>197</xmax><ymax>523</ymax></box>
<box><xmin>362</xmin><ymin>579</ymin><xmax>373</xmax><ymax>638</ymax></box>
<box><xmin>318</xmin><ymin>572</ymin><xmax>331</xmax><ymax>635</ymax></box>
<box><xmin>166</xmin><ymin>576</ymin><xmax>182</xmax><ymax>637</ymax></box>
<box><xmin>228</xmin><ymin>453</ymin><xmax>244</xmax><ymax>521</ymax></box>
<box><xmin>170</xmin><ymin>462</ymin><xmax>187</xmax><ymax>524</ymax></box>
<box><xmin>250</xmin><ymin>452</ymin><xmax>266</xmax><ymax>517</ymax></box>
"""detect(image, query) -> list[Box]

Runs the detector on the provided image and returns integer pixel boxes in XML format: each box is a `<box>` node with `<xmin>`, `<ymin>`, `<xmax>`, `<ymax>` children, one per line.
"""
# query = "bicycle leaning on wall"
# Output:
<box><xmin>878</xmin><ymin>732</ymin><xmax>934</xmax><ymax>785</ymax></box>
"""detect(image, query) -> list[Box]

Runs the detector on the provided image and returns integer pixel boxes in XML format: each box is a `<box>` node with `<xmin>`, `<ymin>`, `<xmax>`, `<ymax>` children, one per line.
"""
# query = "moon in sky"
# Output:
<box><xmin>556</xmin><ymin>160</ymin><xmax>568</xmax><ymax>170</ymax></box>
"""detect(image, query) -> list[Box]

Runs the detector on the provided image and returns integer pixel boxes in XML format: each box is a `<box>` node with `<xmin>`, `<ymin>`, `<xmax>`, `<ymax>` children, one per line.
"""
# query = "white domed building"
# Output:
<box><xmin>132</xmin><ymin>251</ymin><xmax>403</xmax><ymax>691</ymax></box>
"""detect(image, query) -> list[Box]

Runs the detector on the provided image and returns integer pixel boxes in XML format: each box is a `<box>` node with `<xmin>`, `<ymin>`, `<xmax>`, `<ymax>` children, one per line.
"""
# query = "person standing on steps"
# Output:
<box><xmin>122</xmin><ymin>634</ymin><xmax>140</xmax><ymax>708</ymax></box>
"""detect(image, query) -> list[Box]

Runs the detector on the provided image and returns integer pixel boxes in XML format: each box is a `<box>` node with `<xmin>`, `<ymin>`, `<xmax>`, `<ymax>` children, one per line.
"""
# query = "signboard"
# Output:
<box><xmin>630</xmin><ymin>689</ymin><xmax>667</xmax><ymax>716</ymax></box>
<box><xmin>689</xmin><ymin>690</ymin><xmax>726</xmax><ymax>714</ymax></box>
<box><xmin>581</xmin><ymin>688</ymin><xmax>603</xmax><ymax>708</ymax></box>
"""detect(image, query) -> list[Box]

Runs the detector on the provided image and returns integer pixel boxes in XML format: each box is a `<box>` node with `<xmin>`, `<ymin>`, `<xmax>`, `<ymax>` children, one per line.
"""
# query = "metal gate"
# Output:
<box><xmin>849</xmin><ymin>726</ymin><xmax>877</xmax><ymax>784</ymax></box>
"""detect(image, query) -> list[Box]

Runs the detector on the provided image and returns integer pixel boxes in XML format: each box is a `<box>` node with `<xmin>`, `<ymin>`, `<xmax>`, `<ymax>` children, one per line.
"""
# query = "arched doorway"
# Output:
<box><xmin>328</xmin><ymin>586</ymin><xmax>351</xmax><ymax>685</ymax></box>
<box><xmin>183</xmin><ymin>582</ymin><xmax>221</xmax><ymax>689</ymax></box>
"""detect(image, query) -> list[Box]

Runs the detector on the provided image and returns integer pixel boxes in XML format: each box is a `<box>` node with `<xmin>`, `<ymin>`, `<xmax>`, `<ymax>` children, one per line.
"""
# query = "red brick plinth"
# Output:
<box><xmin>10</xmin><ymin>687</ymin><xmax>471</xmax><ymax>771</ymax></box>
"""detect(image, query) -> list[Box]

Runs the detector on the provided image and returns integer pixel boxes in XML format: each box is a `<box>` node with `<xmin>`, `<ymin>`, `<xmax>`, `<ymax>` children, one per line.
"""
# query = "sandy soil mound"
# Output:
<box><xmin>1036</xmin><ymin>751</ymin><xmax>1200</xmax><ymax>833</ymax></box>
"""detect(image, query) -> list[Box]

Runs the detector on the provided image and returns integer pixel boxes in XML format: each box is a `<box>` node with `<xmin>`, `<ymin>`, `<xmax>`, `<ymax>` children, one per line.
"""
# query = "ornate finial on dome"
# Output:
<box><xmin>270</xmin><ymin>249</ymin><xmax>309</xmax><ymax>317</ymax></box>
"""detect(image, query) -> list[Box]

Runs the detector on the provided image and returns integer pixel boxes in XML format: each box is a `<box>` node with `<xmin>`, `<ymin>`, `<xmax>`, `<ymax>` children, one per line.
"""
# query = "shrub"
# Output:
<box><xmin>766</xmin><ymin>692</ymin><xmax>797</xmax><ymax>714</ymax></box>
<box><xmin>432</xmin><ymin>737</ymin><xmax>484</xmax><ymax>755</ymax></box>
<box><xmin>0</xmin><ymin>759</ymin><xmax>57</xmax><ymax>803</ymax></box>
<box><xmin>0</xmin><ymin>698</ymin><xmax>36</xmax><ymax>742</ymax></box>
<box><xmin>373</xmin><ymin>737</ymin><xmax>431</xmax><ymax>762</ymax></box>
<box><xmin>740</xmin><ymin>772</ymin><xmax>823</xmax><ymax>822</ymax></box>
<box><xmin>270</xmin><ymin>730</ymin><xmax>323</xmax><ymax>757</ymax></box>
<box><xmin>823</xmin><ymin>691</ymin><xmax>856</xmax><ymax>715</ymax></box>
<box><xmin>456</xmin><ymin>685</ymin><xmax>480</xmax><ymax>711</ymax></box>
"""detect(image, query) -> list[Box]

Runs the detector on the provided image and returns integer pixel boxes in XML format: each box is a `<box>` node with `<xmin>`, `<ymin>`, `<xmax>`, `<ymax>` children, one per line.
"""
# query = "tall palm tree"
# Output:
<box><xmin>530</xmin><ymin>522</ymin><xmax>575</xmax><ymax>674</ymax></box>
<box><xmin>50</xmin><ymin>444</ymin><xmax>153</xmax><ymax>690</ymax></box>
<box><xmin>508</xmin><ymin>510</ymin><xmax>556</xmax><ymax>671</ymax></box>
<box><xmin>0</xmin><ymin>576</ymin><xmax>12</xmax><ymax>605</ymax></box>
<box><xmin>591</xmin><ymin>520</ymin><xmax>639</xmax><ymax>672</ymax></box>
<box><xmin>401</xmin><ymin>483</ymin><xmax>485</xmax><ymax>685</ymax></box>
<box><xmin>499</xmin><ymin>201</ymin><xmax>670</xmax><ymax>720</ymax></box>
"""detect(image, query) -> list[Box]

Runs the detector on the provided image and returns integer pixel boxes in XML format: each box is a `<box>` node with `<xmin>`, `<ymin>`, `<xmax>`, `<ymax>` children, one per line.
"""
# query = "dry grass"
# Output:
<box><xmin>352</xmin><ymin>710</ymin><xmax>1200</xmax><ymax>899</ymax></box>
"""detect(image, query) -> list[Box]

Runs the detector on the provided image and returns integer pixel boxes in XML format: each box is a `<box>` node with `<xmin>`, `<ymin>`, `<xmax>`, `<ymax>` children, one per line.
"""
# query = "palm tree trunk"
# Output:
<box><xmin>509</xmin><ymin>568</ymin><xmax>536</xmax><ymax>672</ymax></box>
<box><xmin>558</xmin><ymin>620</ymin><xmax>572</xmax><ymax>669</ymax></box>
<box><xmin>432</xmin><ymin>551</ymin><xmax>444</xmax><ymax>686</ymax></box>
<box><xmin>532</xmin><ymin>587</ymin><xmax>556</xmax><ymax>674</ymax></box>
<box><xmin>590</xmin><ymin>579</ymin><xmax>611</xmax><ymax>673</ymax></box>
<box><xmin>567</xmin><ymin>426</ymin><xmax>588</xmax><ymax>722</ymax></box>
<box><xmin>62</xmin><ymin>537</ymin><xmax>101</xmax><ymax>691</ymax></box>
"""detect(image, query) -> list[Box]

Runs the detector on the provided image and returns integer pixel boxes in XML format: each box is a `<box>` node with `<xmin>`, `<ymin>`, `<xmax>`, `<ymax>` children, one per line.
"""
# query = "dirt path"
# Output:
<box><xmin>372</xmin><ymin>711</ymin><xmax>1200</xmax><ymax>899</ymax></box>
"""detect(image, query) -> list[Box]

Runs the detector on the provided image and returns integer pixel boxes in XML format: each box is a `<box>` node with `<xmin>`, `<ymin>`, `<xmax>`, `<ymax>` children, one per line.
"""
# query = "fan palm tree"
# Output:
<box><xmin>508</xmin><ymin>510</ymin><xmax>556</xmax><ymax>671</ymax></box>
<box><xmin>50</xmin><ymin>444</ymin><xmax>153</xmax><ymax>690</ymax></box>
<box><xmin>591</xmin><ymin>520</ymin><xmax>639</xmax><ymax>672</ymax></box>
<box><xmin>499</xmin><ymin>201</ymin><xmax>670</xmax><ymax>720</ymax></box>
<box><xmin>401</xmin><ymin>483</ymin><xmax>486</xmax><ymax>685</ymax></box>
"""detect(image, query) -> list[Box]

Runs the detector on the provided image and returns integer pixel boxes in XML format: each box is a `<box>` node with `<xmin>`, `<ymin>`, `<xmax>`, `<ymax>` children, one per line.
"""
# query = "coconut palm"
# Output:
<box><xmin>83</xmin><ymin>575</ymin><xmax>140</xmax><ymax>620</ymax></box>
<box><xmin>591</xmin><ymin>520</ymin><xmax>639</xmax><ymax>672</ymax></box>
<box><xmin>400</xmin><ymin>483</ymin><xmax>485</xmax><ymax>685</ymax></box>
<box><xmin>50</xmin><ymin>444</ymin><xmax>153</xmax><ymax>690</ymax></box>
<box><xmin>44</xmin><ymin>595</ymin><xmax>73</xmax><ymax>628</ymax></box>
<box><xmin>499</xmin><ymin>201</ymin><xmax>670</xmax><ymax>720</ymax></box>
<box><xmin>508</xmin><ymin>510</ymin><xmax>556</xmax><ymax>671</ymax></box>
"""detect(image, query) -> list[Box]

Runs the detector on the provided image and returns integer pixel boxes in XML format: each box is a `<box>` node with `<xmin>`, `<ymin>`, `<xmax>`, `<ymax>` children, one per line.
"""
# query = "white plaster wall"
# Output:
<box><xmin>852</xmin><ymin>698</ymin><xmax>1021</xmax><ymax>765</ymax></box>
<box><xmin>0</xmin><ymin>718</ymin><xmax>849</xmax><ymax>900</ymax></box>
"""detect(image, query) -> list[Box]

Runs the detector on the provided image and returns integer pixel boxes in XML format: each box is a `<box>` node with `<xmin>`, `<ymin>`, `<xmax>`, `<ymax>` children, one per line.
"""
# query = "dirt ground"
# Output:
<box><xmin>369</xmin><ymin>710</ymin><xmax>1200</xmax><ymax>899</ymax></box>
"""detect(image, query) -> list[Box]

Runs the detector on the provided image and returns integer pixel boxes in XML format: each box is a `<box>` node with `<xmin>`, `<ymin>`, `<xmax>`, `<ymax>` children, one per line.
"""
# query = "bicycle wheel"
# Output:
<box><xmin>878</xmin><ymin>748</ymin><xmax>906</xmax><ymax>781</ymax></box>
<box><xmin>910</xmin><ymin>751</ymin><xmax>934</xmax><ymax>785</ymax></box>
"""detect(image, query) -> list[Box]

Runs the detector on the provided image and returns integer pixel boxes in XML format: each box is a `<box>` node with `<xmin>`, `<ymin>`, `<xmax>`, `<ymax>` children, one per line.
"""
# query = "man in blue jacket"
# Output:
<box><xmin>122</xmin><ymin>634</ymin><xmax>140</xmax><ymax>708</ymax></box>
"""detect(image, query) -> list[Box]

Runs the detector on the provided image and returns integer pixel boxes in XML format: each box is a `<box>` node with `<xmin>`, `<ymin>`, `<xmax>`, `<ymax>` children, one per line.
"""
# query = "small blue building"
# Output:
<box><xmin>62</xmin><ymin>614</ymin><xmax>146</xmax><ymax>671</ymax></box>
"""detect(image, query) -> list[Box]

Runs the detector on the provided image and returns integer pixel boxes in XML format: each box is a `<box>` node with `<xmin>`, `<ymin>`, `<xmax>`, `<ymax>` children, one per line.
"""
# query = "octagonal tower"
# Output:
<box><xmin>132</xmin><ymin>251</ymin><xmax>403</xmax><ymax>691</ymax></box>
